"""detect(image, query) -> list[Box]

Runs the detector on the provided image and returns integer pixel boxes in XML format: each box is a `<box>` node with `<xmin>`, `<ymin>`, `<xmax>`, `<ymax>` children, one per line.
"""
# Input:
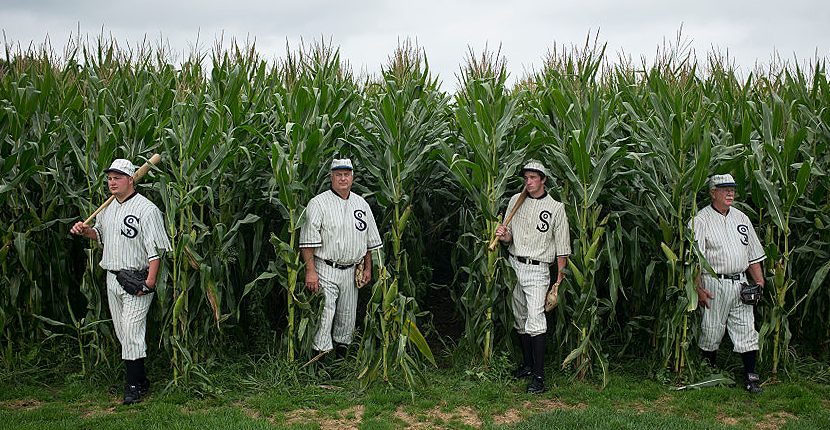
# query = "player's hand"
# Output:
<box><xmin>305</xmin><ymin>270</ymin><xmax>320</xmax><ymax>293</ymax></box>
<box><xmin>697</xmin><ymin>286</ymin><xmax>714</xmax><ymax>309</ymax></box>
<box><xmin>70</xmin><ymin>221</ymin><xmax>91</xmax><ymax>236</ymax></box>
<box><xmin>495</xmin><ymin>225</ymin><xmax>507</xmax><ymax>237</ymax></box>
<box><xmin>361</xmin><ymin>266</ymin><xmax>372</xmax><ymax>285</ymax></box>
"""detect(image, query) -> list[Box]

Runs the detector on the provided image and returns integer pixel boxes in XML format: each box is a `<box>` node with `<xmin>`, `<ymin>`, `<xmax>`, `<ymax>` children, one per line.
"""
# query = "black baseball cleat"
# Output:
<box><xmin>745</xmin><ymin>373</ymin><xmax>763</xmax><ymax>394</ymax></box>
<box><xmin>526</xmin><ymin>376</ymin><xmax>548</xmax><ymax>394</ymax></box>
<box><xmin>512</xmin><ymin>365</ymin><xmax>532</xmax><ymax>379</ymax></box>
<box><xmin>123</xmin><ymin>384</ymin><xmax>142</xmax><ymax>405</ymax></box>
<box><xmin>138</xmin><ymin>379</ymin><xmax>150</xmax><ymax>397</ymax></box>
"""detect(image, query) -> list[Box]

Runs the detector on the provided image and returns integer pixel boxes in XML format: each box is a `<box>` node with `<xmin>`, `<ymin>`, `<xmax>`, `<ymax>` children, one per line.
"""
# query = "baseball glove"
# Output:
<box><xmin>354</xmin><ymin>260</ymin><xmax>366</xmax><ymax>289</ymax></box>
<box><xmin>116</xmin><ymin>268</ymin><xmax>153</xmax><ymax>296</ymax></box>
<box><xmin>544</xmin><ymin>282</ymin><xmax>560</xmax><ymax>312</ymax></box>
<box><xmin>740</xmin><ymin>283</ymin><xmax>762</xmax><ymax>306</ymax></box>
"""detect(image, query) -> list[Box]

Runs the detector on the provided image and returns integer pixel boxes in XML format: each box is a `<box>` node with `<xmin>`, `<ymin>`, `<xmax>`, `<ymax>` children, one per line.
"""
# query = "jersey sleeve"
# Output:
<box><xmin>142</xmin><ymin>206</ymin><xmax>171</xmax><ymax>261</ymax></box>
<box><xmin>552</xmin><ymin>202</ymin><xmax>571</xmax><ymax>256</ymax></box>
<box><xmin>746</xmin><ymin>222</ymin><xmax>766</xmax><ymax>264</ymax></box>
<box><xmin>365</xmin><ymin>205</ymin><xmax>383</xmax><ymax>251</ymax></box>
<box><xmin>299</xmin><ymin>198</ymin><xmax>323</xmax><ymax>248</ymax></box>
<box><xmin>689</xmin><ymin>215</ymin><xmax>706</xmax><ymax>256</ymax></box>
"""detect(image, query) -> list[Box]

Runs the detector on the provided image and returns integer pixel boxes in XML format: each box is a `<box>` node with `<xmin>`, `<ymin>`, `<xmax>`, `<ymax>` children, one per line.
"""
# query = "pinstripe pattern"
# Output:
<box><xmin>505</xmin><ymin>192</ymin><xmax>571</xmax><ymax>262</ymax></box>
<box><xmin>300</xmin><ymin>189</ymin><xmax>382</xmax><ymax>352</ymax></box>
<box><xmin>691</xmin><ymin>204</ymin><xmax>766</xmax><ymax>354</ymax></box>
<box><xmin>699</xmin><ymin>275</ymin><xmax>759</xmax><ymax>353</ymax></box>
<box><xmin>106</xmin><ymin>272</ymin><xmax>154</xmax><ymax>359</ymax></box>
<box><xmin>299</xmin><ymin>190</ymin><xmax>383</xmax><ymax>264</ymax></box>
<box><xmin>94</xmin><ymin>192</ymin><xmax>171</xmax><ymax>360</ymax></box>
<box><xmin>95</xmin><ymin>193</ymin><xmax>172</xmax><ymax>271</ymax></box>
<box><xmin>690</xmin><ymin>205</ymin><xmax>766</xmax><ymax>274</ymax></box>
<box><xmin>503</xmin><ymin>191</ymin><xmax>571</xmax><ymax>336</ymax></box>
<box><xmin>312</xmin><ymin>259</ymin><xmax>359</xmax><ymax>351</ymax></box>
<box><xmin>509</xmin><ymin>255</ymin><xmax>550</xmax><ymax>336</ymax></box>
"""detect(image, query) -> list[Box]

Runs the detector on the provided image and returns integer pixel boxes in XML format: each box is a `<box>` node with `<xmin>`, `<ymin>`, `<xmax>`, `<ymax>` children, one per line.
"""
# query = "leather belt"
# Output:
<box><xmin>510</xmin><ymin>254</ymin><xmax>545</xmax><ymax>266</ymax></box>
<box><xmin>716</xmin><ymin>273</ymin><xmax>741</xmax><ymax>281</ymax></box>
<box><xmin>321</xmin><ymin>259</ymin><xmax>356</xmax><ymax>270</ymax></box>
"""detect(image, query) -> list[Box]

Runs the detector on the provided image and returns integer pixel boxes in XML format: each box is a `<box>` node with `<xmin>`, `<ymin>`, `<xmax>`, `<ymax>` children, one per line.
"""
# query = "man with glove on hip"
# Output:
<box><xmin>690</xmin><ymin>173</ymin><xmax>766</xmax><ymax>394</ymax></box>
<box><xmin>70</xmin><ymin>159</ymin><xmax>171</xmax><ymax>404</ymax></box>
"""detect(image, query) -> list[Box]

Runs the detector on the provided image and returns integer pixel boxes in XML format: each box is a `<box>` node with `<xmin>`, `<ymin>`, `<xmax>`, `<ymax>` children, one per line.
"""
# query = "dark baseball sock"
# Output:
<box><xmin>520</xmin><ymin>333</ymin><xmax>532</xmax><ymax>369</ymax></box>
<box><xmin>741</xmin><ymin>350</ymin><xmax>758</xmax><ymax>375</ymax></box>
<box><xmin>136</xmin><ymin>358</ymin><xmax>147</xmax><ymax>385</ymax></box>
<box><xmin>125</xmin><ymin>360</ymin><xmax>141</xmax><ymax>386</ymax></box>
<box><xmin>530</xmin><ymin>334</ymin><xmax>546</xmax><ymax>378</ymax></box>
<box><xmin>701</xmin><ymin>349</ymin><xmax>717</xmax><ymax>367</ymax></box>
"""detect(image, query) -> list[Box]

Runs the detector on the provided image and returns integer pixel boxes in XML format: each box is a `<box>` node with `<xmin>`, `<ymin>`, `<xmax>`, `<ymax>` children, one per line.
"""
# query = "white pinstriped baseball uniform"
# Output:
<box><xmin>94</xmin><ymin>192</ymin><xmax>171</xmax><ymax>360</ymax></box>
<box><xmin>299</xmin><ymin>189</ymin><xmax>382</xmax><ymax>352</ymax></box>
<box><xmin>504</xmin><ymin>191</ymin><xmax>571</xmax><ymax>336</ymax></box>
<box><xmin>690</xmin><ymin>204</ymin><xmax>766</xmax><ymax>353</ymax></box>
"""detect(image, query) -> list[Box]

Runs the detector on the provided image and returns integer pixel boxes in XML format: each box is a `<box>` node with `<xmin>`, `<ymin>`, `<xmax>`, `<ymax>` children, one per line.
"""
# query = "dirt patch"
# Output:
<box><xmin>0</xmin><ymin>399</ymin><xmax>43</xmax><ymax>410</ymax></box>
<box><xmin>491</xmin><ymin>398</ymin><xmax>586</xmax><ymax>426</ymax></box>
<box><xmin>82</xmin><ymin>406</ymin><xmax>116</xmax><ymax>418</ymax></box>
<box><xmin>716</xmin><ymin>412</ymin><xmax>739</xmax><ymax>426</ymax></box>
<box><xmin>533</xmin><ymin>399</ymin><xmax>587</xmax><ymax>411</ymax></box>
<box><xmin>395</xmin><ymin>404</ymin><xmax>481</xmax><ymax>429</ymax></box>
<box><xmin>319</xmin><ymin>405</ymin><xmax>364</xmax><ymax>430</ymax></box>
<box><xmin>284</xmin><ymin>407</ymin><xmax>318</xmax><ymax>426</ymax></box>
<box><xmin>756</xmin><ymin>412</ymin><xmax>797</xmax><ymax>430</ymax></box>
<box><xmin>492</xmin><ymin>408</ymin><xmax>523</xmax><ymax>425</ymax></box>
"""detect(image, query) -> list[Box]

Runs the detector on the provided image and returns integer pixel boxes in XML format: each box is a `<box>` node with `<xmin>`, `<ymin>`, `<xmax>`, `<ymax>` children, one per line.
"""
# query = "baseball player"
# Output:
<box><xmin>690</xmin><ymin>173</ymin><xmax>766</xmax><ymax>394</ymax></box>
<box><xmin>299</xmin><ymin>158</ymin><xmax>382</xmax><ymax>360</ymax></box>
<box><xmin>495</xmin><ymin>160</ymin><xmax>571</xmax><ymax>394</ymax></box>
<box><xmin>70</xmin><ymin>159</ymin><xmax>171</xmax><ymax>404</ymax></box>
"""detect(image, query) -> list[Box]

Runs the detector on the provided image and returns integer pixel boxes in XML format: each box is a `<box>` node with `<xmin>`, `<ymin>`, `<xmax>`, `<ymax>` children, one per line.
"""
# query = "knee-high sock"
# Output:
<box><xmin>520</xmin><ymin>333</ymin><xmax>532</xmax><ymax>369</ymax></box>
<box><xmin>741</xmin><ymin>350</ymin><xmax>757</xmax><ymax>375</ymax></box>
<box><xmin>530</xmin><ymin>334</ymin><xmax>545</xmax><ymax>378</ymax></box>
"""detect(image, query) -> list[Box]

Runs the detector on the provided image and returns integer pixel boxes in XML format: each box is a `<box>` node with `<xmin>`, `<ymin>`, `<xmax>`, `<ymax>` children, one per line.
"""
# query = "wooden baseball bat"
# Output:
<box><xmin>83</xmin><ymin>154</ymin><xmax>162</xmax><ymax>225</ymax></box>
<box><xmin>488</xmin><ymin>188</ymin><xmax>528</xmax><ymax>251</ymax></box>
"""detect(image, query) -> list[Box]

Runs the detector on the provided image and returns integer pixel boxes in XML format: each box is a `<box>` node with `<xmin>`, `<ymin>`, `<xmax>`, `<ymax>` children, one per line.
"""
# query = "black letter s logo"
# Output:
<box><xmin>354</xmin><ymin>210</ymin><xmax>368</xmax><ymax>231</ymax></box>
<box><xmin>537</xmin><ymin>211</ymin><xmax>551</xmax><ymax>232</ymax></box>
<box><xmin>121</xmin><ymin>215</ymin><xmax>139</xmax><ymax>238</ymax></box>
<box><xmin>737</xmin><ymin>225</ymin><xmax>749</xmax><ymax>245</ymax></box>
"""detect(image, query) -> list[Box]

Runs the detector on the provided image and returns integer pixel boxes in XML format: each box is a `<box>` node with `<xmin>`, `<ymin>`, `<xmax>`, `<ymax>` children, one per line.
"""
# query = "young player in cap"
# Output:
<box><xmin>495</xmin><ymin>160</ymin><xmax>571</xmax><ymax>394</ymax></box>
<box><xmin>70</xmin><ymin>158</ymin><xmax>171</xmax><ymax>404</ymax></box>
<box><xmin>299</xmin><ymin>158</ymin><xmax>383</xmax><ymax>359</ymax></box>
<box><xmin>690</xmin><ymin>173</ymin><xmax>766</xmax><ymax>393</ymax></box>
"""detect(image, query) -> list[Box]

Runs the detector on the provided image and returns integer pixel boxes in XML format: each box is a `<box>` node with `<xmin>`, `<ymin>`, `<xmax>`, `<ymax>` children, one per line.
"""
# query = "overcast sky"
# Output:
<box><xmin>2</xmin><ymin>1</ymin><xmax>829</xmax><ymax>89</ymax></box>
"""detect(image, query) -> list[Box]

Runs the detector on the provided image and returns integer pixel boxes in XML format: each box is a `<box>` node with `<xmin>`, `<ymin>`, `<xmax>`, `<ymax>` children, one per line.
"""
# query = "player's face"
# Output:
<box><xmin>524</xmin><ymin>171</ymin><xmax>546</xmax><ymax>197</ymax></box>
<box><xmin>330</xmin><ymin>169</ymin><xmax>353</xmax><ymax>196</ymax></box>
<box><xmin>107</xmin><ymin>172</ymin><xmax>134</xmax><ymax>198</ymax></box>
<box><xmin>710</xmin><ymin>186</ymin><xmax>736</xmax><ymax>208</ymax></box>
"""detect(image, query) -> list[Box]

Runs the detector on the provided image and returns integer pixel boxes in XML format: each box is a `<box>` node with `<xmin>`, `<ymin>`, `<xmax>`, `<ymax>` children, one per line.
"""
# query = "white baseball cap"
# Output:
<box><xmin>331</xmin><ymin>158</ymin><xmax>353</xmax><ymax>170</ymax></box>
<box><xmin>520</xmin><ymin>160</ymin><xmax>550</xmax><ymax>178</ymax></box>
<box><xmin>709</xmin><ymin>173</ymin><xmax>737</xmax><ymax>189</ymax></box>
<box><xmin>104</xmin><ymin>159</ymin><xmax>136</xmax><ymax>177</ymax></box>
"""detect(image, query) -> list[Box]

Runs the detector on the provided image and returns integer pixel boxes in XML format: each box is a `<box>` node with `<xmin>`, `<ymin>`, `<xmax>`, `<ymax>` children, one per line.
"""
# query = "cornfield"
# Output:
<box><xmin>1</xmin><ymin>34</ymin><xmax>829</xmax><ymax>388</ymax></box>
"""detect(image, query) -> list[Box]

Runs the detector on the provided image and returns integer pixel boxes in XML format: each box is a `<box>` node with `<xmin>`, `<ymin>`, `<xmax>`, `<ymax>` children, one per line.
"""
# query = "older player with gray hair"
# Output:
<box><xmin>495</xmin><ymin>160</ymin><xmax>571</xmax><ymax>394</ymax></box>
<box><xmin>690</xmin><ymin>173</ymin><xmax>766</xmax><ymax>394</ymax></box>
<box><xmin>299</xmin><ymin>158</ymin><xmax>383</xmax><ymax>360</ymax></box>
<box><xmin>70</xmin><ymin>158</ymin><xmax>171</xmax><ymax>404</ymax></box>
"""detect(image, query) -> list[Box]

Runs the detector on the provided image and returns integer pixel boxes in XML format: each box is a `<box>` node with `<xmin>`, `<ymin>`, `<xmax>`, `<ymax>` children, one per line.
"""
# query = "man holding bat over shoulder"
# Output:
<box><xmin>494</xmin><ymin>160</ymin><xmax>571</xmax><ymax>394</ymax></box>
<box><xmin>70</xmin><ymin>158</ymin><xmax>171</xmax><ymax>405</ymax></box>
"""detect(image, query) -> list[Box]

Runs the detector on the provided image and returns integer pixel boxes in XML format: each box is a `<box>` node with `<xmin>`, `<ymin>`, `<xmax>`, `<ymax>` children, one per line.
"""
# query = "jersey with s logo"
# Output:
<box><xmin>504</xmin><ymin>193</ymin><xmax>571</xmax><ymax>263</ymax></box>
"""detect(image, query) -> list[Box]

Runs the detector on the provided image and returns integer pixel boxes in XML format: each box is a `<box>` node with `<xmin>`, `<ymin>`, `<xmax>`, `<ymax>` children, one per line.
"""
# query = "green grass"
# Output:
<box><xmin>2</xmin><ymin>354</ymin><xmax>829</xmax><ymax>430</ymax></box>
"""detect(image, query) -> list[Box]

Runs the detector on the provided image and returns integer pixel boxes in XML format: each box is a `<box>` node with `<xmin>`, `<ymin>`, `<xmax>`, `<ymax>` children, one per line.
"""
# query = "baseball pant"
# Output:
<box><xmin>106</xmin><ymin>271</ymin><xmax>153</xmax><ymax>360</ymax></box>
<box><xmin>698</xmin><ymin>275</ymin><xmax>759</xmax><ymax>353</ymax></box>
<box><xmin>510</xmin><ymin>256</ymin><xmax>550</xmax><ymax>336</ymax></box>
<box><xmin>313</xmin><ymin>259</ymin><xmax>358</xmax><ymax>352</ymax></box>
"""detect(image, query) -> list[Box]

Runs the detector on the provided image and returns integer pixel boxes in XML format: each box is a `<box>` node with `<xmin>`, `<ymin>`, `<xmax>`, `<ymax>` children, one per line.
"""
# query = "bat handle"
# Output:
<box><xmin>83</xmin><ymin>195</ymin><xmax>115</xmax><ymax>225</ymax></box>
